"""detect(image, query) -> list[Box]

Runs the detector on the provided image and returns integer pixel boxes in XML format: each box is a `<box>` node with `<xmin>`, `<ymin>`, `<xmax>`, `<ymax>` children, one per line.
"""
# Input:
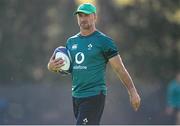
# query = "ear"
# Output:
<box><xmin>94</xmin><ymin>13</ymin><xmax>97</xmax><ymax>22</ymax></box>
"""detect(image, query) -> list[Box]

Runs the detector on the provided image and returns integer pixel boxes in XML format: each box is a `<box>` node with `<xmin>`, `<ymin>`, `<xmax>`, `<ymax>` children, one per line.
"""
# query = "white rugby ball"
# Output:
<box><xmin>54</xmin><ymin>46</ymin><xmax>71</xmax><ymax>72</ymax></box>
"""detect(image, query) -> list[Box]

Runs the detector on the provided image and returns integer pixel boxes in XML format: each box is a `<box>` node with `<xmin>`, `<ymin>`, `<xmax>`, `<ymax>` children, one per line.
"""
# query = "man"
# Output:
<box><xmin>166</xmin><ymin>72</ymin><xmax>180</xmax><ymax>124</ymax></box>
<box><xmin>48</xmin><ymin>3</ymin><xmax>141</xmax><ymax>125</ymax></box>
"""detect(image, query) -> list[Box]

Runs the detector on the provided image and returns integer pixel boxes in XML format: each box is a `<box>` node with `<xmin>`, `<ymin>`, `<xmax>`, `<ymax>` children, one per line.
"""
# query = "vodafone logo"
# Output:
<box><xmin>73</xmin><ymin>52</ymin><xmax>87</xmax><ymax>70</ymax></box>
<box><xmin>75</xmin><ymin>52</ymin><xmax>84</xmax><ymax>64</ymax></box>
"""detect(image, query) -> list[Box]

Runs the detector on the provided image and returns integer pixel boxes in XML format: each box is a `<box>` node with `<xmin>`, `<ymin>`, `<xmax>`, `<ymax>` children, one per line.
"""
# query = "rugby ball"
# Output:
<box><xmin>54</xmin><ymin>46</ymin><xmax>71</xmax><ymax>73</ymax></box>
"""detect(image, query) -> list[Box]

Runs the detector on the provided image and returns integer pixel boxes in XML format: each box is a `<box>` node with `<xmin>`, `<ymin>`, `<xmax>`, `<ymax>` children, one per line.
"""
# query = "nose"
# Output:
<box><xmin>80</xmin><ymin>18</ymin><xmax>87</xmax><ymax>23</ymax></box>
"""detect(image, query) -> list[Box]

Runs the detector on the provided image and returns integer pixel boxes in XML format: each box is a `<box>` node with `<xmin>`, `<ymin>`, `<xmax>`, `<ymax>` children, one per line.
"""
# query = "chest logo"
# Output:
<box><xmin>75</xmin><ymin>52</ymin><xmax>85</xmax><ymax>64</ymax></box>
<box><xmin>88</xmin><ymin>44</ymin><xmax>92</xmax><ymax>50</ymax></box>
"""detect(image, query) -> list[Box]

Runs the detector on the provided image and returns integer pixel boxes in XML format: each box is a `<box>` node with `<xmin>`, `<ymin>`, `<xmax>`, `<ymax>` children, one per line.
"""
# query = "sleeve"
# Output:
<box><xmin>102</xmin><ymin>37</ymin><xmax>119</xmax><ymax>60</ymax></box>
<box><xmin>65</xmin><ymin>38</ymin><xmax>71</xmax><ymax>50</ymax></box>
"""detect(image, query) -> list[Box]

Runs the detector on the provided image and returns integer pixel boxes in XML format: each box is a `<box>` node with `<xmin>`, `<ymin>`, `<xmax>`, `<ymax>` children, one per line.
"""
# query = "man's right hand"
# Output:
<box><xmin>129</xmin><ymin>89</ymin><xmax>141</xmax><ymax>111</ymax></box>
<box><xmin>47</xmin><ymin>53</ymin><xmax>65</xmax><ymax>72</ymax></box>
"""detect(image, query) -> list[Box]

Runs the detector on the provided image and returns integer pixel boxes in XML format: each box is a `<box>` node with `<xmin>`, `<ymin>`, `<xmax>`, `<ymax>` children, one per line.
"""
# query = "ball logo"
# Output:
<box><xmin>75</xmin><ymin>52</ymin><xmax>84</xmax><ymax>64</ymax></box>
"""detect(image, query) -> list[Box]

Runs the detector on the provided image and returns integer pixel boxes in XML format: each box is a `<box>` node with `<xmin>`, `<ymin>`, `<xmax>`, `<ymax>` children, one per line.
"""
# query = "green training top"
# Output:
<box><xmin>66</xmin><ymin>30</ymin><xmax>118</xmax><ymax>98</ymax></box>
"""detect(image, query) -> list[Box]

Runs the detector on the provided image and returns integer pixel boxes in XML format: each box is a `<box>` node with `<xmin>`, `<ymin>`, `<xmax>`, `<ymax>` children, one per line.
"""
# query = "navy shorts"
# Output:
<box><xmin>72</xmin><ymin>92</ymin><xmax>105</xmax><ymax>125</ymax></box>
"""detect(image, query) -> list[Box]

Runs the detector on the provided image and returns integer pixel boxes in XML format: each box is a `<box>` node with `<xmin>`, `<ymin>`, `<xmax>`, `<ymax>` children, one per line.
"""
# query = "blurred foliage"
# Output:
<box><xmin>98</xmin><ymin>0</ymin><xmax>180</xmax><ymax>82</ymax></box>
<box><xmin>0</xmin><ymin>0</ymin><xmax>179</xmax><ymax>84</ymax></box>
<box><xmin>75</xmin><ymin>0</ymin><xmax>96</xmax><ymax>5</ymax></box>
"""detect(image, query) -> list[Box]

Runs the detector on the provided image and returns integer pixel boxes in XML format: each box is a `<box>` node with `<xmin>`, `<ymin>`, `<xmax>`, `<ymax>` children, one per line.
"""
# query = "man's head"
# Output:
<box><xmin>176</xmin><ymin>72</ymin><xmax>180</xmax><ymax>82</ymax></box>
<box><xmin>74</xmin><ymin>3</ymin><xmax>97</xmax><ymax>30</ymax></box>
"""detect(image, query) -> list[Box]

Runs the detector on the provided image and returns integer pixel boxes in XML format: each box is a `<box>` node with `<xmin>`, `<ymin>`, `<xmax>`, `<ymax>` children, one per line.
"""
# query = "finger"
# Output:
<box><xmin>50</xmin><ymin>53</ymin><xmax>56</xmax><ymax>60</ymax></box>
<box><xmin>131</xmin><ymin>100</ymin><xmax>138</xmax><ymax>111</ymax></box>
<box><xmin>133</xmin><ymin>101</ymin><xmax>140</xmax><ymax>111</ymax></box>
<box><xmin>54</xmin><ymin>58</ymin><xmax>63</xmax><ymax>62</ymax></box>
<box><xmin>55</xmin><ymin>59</ymin><xmax>64</xmax><ymax>65</ymax></box>
<box><xmin>132</xmin><ymin>104</ymin><xmax>138</xmax><ymax>111</ymax></box>
<box><xmin>53</xmin><ymin>59</ymin><xmax>64</xmax><ymax>65</ymax></box>
<box><xmin>134</xmin><ymin>104</ymin><xmax>139</xmax><ymax>111</ymax></box>
<box><xmin>56</xmin><ymin>63</ymin><xmax>65</xmax><ymax>68</ymax></box>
